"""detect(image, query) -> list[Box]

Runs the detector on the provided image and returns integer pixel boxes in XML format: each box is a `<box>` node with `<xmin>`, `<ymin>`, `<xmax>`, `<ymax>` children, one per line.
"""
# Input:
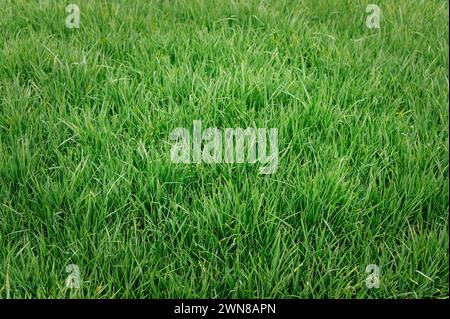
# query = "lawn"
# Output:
<box><xmin>0</xmin><ymin>0</ymin><xmax>448</xmax><ymax>298</ymax></box>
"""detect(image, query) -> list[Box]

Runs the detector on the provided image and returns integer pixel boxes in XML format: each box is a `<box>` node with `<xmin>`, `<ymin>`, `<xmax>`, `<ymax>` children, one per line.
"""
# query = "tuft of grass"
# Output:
<box><xmin>0</xmin><ymin>0</ymin><xmax>448</xmax><ymax>298</ymax></box>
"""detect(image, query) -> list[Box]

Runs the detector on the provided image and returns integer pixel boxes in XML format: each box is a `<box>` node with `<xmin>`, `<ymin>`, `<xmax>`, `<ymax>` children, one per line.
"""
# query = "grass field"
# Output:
<box><xmin>0</xmin><ymin>0</ymin><xmax>448</xmax><ymax>298</ymax></box>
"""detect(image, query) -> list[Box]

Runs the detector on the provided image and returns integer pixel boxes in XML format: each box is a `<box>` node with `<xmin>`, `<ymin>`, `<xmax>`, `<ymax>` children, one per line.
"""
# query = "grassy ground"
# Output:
<box><xmin>0</xmin><ymin>0</ymin><xmax>448</xmax><ymax>298</ymax></box>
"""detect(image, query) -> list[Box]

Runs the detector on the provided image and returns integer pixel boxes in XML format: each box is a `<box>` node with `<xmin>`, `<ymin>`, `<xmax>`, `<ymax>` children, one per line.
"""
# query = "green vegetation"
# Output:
<box><xmin>0</xmin><ymin>0</ymin><xmax>448</xmax><ymax>298</ymax></box>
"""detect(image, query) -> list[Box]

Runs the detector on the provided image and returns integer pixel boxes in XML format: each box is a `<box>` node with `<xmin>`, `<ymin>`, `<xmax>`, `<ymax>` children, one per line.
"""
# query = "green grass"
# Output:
<box><xmin>0</xmin><ymin>0</ymin><xmax>448</xmax><ymax>298</ymax></box>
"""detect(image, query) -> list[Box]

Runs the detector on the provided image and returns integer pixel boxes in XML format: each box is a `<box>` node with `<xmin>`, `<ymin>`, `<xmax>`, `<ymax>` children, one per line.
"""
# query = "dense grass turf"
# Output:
<box><xmin>0</xmin><ymin>0</ymin><xmax>448</xmax><ymax>298</ymax></box>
